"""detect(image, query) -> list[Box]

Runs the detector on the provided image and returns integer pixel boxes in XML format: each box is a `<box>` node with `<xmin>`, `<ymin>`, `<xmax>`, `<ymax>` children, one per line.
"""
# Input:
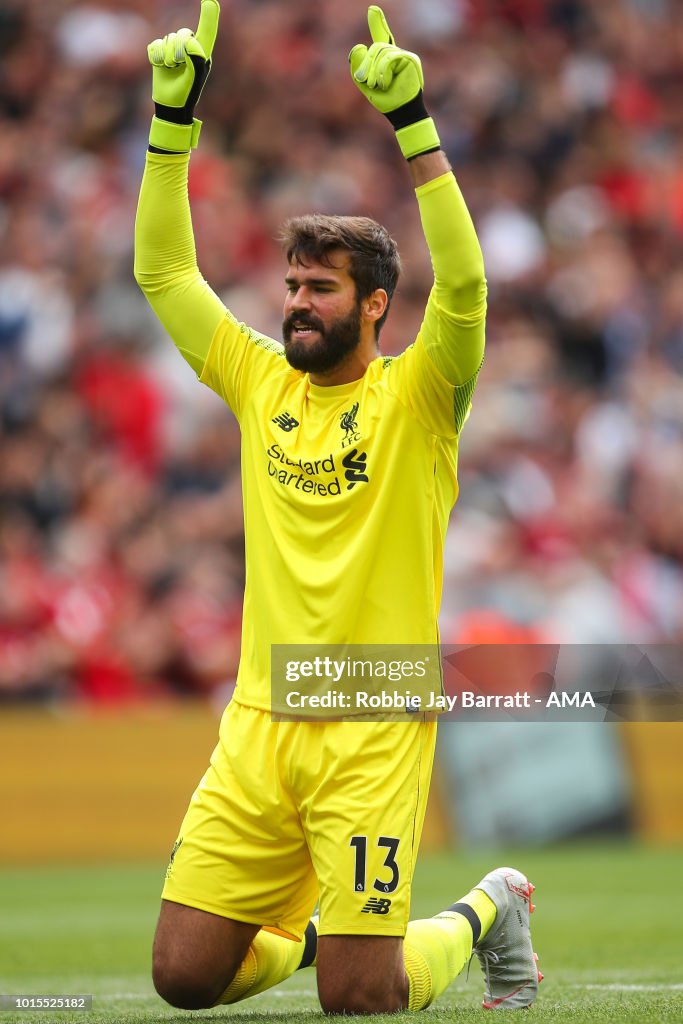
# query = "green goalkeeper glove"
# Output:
<box><xmin>147</xmin><ymin>0</ymin><xmax>220</xmax><ymax>153</ymax></box>
<box><xmin>349</xmin><ymin>5</ymin><xmax>440</xmax><ymax>161</ymax></box>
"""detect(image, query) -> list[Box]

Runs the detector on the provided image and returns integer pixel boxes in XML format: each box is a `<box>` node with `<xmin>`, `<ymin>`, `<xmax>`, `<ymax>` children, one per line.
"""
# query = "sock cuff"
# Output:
<box><xmin>404</xmin><ymin>945</ymin><xmax>433</xmax><ymax>1011</ymax></box>
<box><xmin>439</xmin><ymin>902</ymin><xmax>482</xmax><ymax>945</ymax></box>
<box><xmin>218</xmin><ymin>947</ymin><xmax>257</xmax><ymax>1005</ymax></box>
<box><xmin>298</xmin><ymin>920</ymin><xmax>318</xmax><ymax>970</ymax></box>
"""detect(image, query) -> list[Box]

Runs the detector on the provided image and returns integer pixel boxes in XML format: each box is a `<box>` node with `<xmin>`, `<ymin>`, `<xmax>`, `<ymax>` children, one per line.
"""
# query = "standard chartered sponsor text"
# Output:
<box><xmin>267</xmin><ymin>442</ymin><xmax>341</xmax><ymax>496</ymax></box>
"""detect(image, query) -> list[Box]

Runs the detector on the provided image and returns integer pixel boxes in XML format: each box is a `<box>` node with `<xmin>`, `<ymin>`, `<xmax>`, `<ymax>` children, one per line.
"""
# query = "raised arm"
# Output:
<box><xmin>134</xmin><ymin>0</ymin><xmax>226</xmax><ymax>375</ymax></box>
<box><xmin>350</xmin><ymin>7</ymin><xmax>486</xmax><ymax>386</ymax></box>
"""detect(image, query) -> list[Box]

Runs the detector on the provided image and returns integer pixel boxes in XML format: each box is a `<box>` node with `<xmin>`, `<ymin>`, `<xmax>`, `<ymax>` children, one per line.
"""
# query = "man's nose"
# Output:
<box><xmin>289</xmin><ymin>287</ymin><xmax>311</xmax><ymax>309</ymax></box>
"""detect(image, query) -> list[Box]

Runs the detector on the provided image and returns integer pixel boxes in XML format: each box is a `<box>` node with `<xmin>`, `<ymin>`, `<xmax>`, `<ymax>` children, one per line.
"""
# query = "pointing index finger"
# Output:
<box><xmin>368</xmin><ymin>5</ymin><xmax>394</xmax><ymax>46</ymax></box>
<box><xmin>195</xmin><ymin>0</ymin><xmax>220</xmax><ymax>58</ymax></box>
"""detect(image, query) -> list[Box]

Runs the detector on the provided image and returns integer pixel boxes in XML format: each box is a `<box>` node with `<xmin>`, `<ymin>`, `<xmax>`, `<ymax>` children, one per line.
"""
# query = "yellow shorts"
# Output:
<box><xmin>162</xmin><ymin>700</ymin><xmax>436</xmax><ymax>940</ymax></box>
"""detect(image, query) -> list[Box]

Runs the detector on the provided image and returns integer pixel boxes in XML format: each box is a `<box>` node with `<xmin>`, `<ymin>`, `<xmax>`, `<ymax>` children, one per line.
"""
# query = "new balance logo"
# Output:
<box><xmin>361</xmin><ymin>897</ymin><xmax>392</xmax><ymax>915</ymax></box>
<box><xmin>342</xmin><ymin>448</ymin><xmax>368</xmax><ymax>489</ymax></box>
<box><xmin>272</xmin><ymin>412</ymin><xmax>299</xmax><ymax>432</ymax></box>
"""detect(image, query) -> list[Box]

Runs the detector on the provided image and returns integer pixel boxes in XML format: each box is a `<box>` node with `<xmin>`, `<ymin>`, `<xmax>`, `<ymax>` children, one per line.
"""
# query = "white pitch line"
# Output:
<box><xmin>55</xmin><ymin>983</ymin><xmax>683</xmax><ymax>999</ymax></box>
<box><xmin>268</xmin><ymin>990</ymin><xmax>317</xmax><ymax>997</ymax></box>
<box><xmin>576</xmin><ymin>984</ymin><xmax>683</xmax><ymax>992</ymax></box>
<box><xmin>92</xmin><ymin>987</ymin><xmax>319</xmax><ymax>1003</ymax></box>
<box><xmin>96</xmin><ymin>989</ymin><xmax>317</xmax><ymax>1001</ymax></box>
<box><xmin>95</xmin><ymin>994</ymin><xmax>150</xmax><ymax>1001</ymax></box>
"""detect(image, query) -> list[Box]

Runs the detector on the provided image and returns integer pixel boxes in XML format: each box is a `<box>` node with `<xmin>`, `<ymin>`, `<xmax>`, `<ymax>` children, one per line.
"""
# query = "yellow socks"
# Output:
<box><xmin>403</xmin><ymin>888</ymin><xmax>497</xmax><ymax>1010</ymax></box>
<box><xmin>218</xmin><ymin>919</ymin><xmax>317</xmax><ymax>1005</ymax></box>
<box><xmin>449</xmin><ymin>888</ymin><xmax>497</xmax><ymax>941</ymax></box>
<box><xmin>216</xmin><ymin>893</ymin><xmax>496</xmax><ymax>1013</ymax></box>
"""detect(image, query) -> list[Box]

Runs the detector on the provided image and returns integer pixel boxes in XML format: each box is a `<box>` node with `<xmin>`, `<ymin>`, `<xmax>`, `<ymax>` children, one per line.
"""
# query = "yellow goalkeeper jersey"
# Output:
<box><xmin>200</xmin><ymin>316</ymin><xmax>474</xmax><ymax>710</ymax></box>
<box><xmin>134</xmin><ymin>155</ymin><xmax>487</xmax><ymax>711</ymax></box>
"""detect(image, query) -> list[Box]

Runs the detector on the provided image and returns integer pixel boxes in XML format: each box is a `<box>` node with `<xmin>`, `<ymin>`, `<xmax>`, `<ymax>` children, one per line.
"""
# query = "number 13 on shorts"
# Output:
<box><xmin>350</xmin><ymin>835</ymin><xmax>401</xmax><ymax>894</ymax></box>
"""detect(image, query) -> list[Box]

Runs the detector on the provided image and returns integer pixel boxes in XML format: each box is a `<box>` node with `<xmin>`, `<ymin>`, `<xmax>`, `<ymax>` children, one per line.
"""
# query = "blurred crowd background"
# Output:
<box><xmin>2</xmin><ymin>0</ymin><xmax>683</xmax><ymax>705</ymax></box>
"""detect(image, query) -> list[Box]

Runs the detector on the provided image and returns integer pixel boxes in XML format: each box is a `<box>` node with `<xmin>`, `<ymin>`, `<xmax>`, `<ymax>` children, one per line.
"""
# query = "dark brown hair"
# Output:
<box><xmin>279</xmin><ymin>214</ymin><xmax>401</xmax><ymax>336</ymax></box>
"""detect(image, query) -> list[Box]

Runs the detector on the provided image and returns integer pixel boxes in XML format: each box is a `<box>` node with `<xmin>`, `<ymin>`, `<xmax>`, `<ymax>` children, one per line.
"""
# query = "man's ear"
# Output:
<box><xmin>362</xmin><ymin>288</ymin><xmax>389</xmax><ymax>324</ymax></box>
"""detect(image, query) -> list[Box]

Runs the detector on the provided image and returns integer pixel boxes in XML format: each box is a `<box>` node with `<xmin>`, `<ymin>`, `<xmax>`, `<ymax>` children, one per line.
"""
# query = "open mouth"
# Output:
<box><xmin>290</xmin><ymin>322</ymin><xmax>321</xmax><ymax>340</ymax></box>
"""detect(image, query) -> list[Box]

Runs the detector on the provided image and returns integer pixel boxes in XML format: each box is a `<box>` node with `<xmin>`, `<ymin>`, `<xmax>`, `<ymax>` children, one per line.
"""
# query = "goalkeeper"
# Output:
<box><xmin>135</xmin><ymin>0</ymin><xmax>541</xmax><ymax>1013</ymax></box>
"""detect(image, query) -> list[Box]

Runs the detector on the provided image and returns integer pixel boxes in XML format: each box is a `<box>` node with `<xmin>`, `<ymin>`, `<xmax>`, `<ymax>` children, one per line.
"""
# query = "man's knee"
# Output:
<box><xmin>318</xmin><ymin>977</ymin><xmax>408</xmax><ymax>1015</ymax></box>
<box><xmin>152</xmin><ymin>899</ymin><xmax>258</xmax><ymax>1010</ymax></box>
<box><xmin>152</xmin><ymin>949</ymin><xmax>232</xmax><ymax>1010</ymax></box>
<box><xmin>317</xmin><ymin>935</ymin><xmax>408</xmax><ymax>1014</ymax></box>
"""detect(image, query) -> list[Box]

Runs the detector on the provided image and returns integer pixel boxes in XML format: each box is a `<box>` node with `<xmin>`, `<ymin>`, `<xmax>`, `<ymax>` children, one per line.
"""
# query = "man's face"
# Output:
<box><xmin>282</xmin><ymin>250</ymin><xmax>362</xmax><ymax>374</ymax></box>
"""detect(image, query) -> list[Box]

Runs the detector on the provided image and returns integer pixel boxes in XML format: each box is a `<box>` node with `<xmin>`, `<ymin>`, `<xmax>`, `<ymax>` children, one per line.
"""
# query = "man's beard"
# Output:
<box><xmin>282</xmin><ymin>302</ymin><xmax>362</xmax><ymax>374</ymax></box>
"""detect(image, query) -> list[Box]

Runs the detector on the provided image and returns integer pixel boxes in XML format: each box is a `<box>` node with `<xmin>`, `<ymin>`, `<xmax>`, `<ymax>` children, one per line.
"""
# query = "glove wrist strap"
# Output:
<box><xmin>384</xmin><ymin>92</ymin><xmax>441</xmax><ymax>160</ymax></box>
<box><xmin>395</xmin><ymin>117</ymin><xmax>440</xmax><ymax>161</ymax></box>
<box><xmin>148</xmin><ymin>116</ymin><xmax>202</xmax><ymax>153</ymax></box>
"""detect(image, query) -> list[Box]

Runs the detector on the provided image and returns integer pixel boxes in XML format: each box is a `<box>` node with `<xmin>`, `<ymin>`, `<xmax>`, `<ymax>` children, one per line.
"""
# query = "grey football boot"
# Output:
<box><xmin>473</xmin><ymin>866</ymin><xmax>543</xmax><ymax>1009</ymax></box>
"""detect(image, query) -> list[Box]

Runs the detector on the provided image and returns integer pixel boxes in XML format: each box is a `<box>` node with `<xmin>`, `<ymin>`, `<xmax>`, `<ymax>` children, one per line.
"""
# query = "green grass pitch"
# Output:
<box><xmin>1</xmin><ymin>843</ymin><xmax>681</xmax><ymax>1023</ymax></box>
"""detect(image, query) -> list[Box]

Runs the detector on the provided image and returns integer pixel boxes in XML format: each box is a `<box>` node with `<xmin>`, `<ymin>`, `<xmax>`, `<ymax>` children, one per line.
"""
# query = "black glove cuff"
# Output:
<box><xmin>384</xmin><ymin>91</ymin><xmax>430</xmax><ymax>131</ymax></box>
<box><xmin>154</xmin><ymin>104</ymin><xmax>193</xmax><ymax>126</ymax></box>
<box><xmin>153</xmin><ymin>55</ymin><xmax>211</xmax><ymax>126</ymax></box>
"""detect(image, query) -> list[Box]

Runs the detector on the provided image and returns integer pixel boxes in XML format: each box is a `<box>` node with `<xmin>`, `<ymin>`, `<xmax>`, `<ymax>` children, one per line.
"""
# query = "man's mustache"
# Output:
<box><xmin>282</xmin><ymin>313</ymin><xmax>325</xmax><ymax>336</ymax></box>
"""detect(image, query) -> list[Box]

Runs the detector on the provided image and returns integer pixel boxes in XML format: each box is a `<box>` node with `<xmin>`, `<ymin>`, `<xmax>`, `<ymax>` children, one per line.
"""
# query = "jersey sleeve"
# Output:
<box><xmin>384</xmin><ymin>171</ymin><xmax>486</xmax><ymax>438</ymax></box>
<box><xmin>385</xmin><ymin>334</ymin><xmax>479</xmax><ymax>438</ymax></box>
<box><xmin>134</xmin><ymin>151</ymin><xmax>287</xmax><ymax>419</ymax></box>
<box><xmin>134</xmin><ymin>152</ymin><xmax>226</xmax><ymax>375</ymax></box>
<box><xmin>414</xmin><ymin>172</ymin><xmax>487</xmax><ymax>388</ymax></box>
<box><xmin>199</xmin><ymin>311</ymin><xmax>287</xmax><ymax>421</ymax></box>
